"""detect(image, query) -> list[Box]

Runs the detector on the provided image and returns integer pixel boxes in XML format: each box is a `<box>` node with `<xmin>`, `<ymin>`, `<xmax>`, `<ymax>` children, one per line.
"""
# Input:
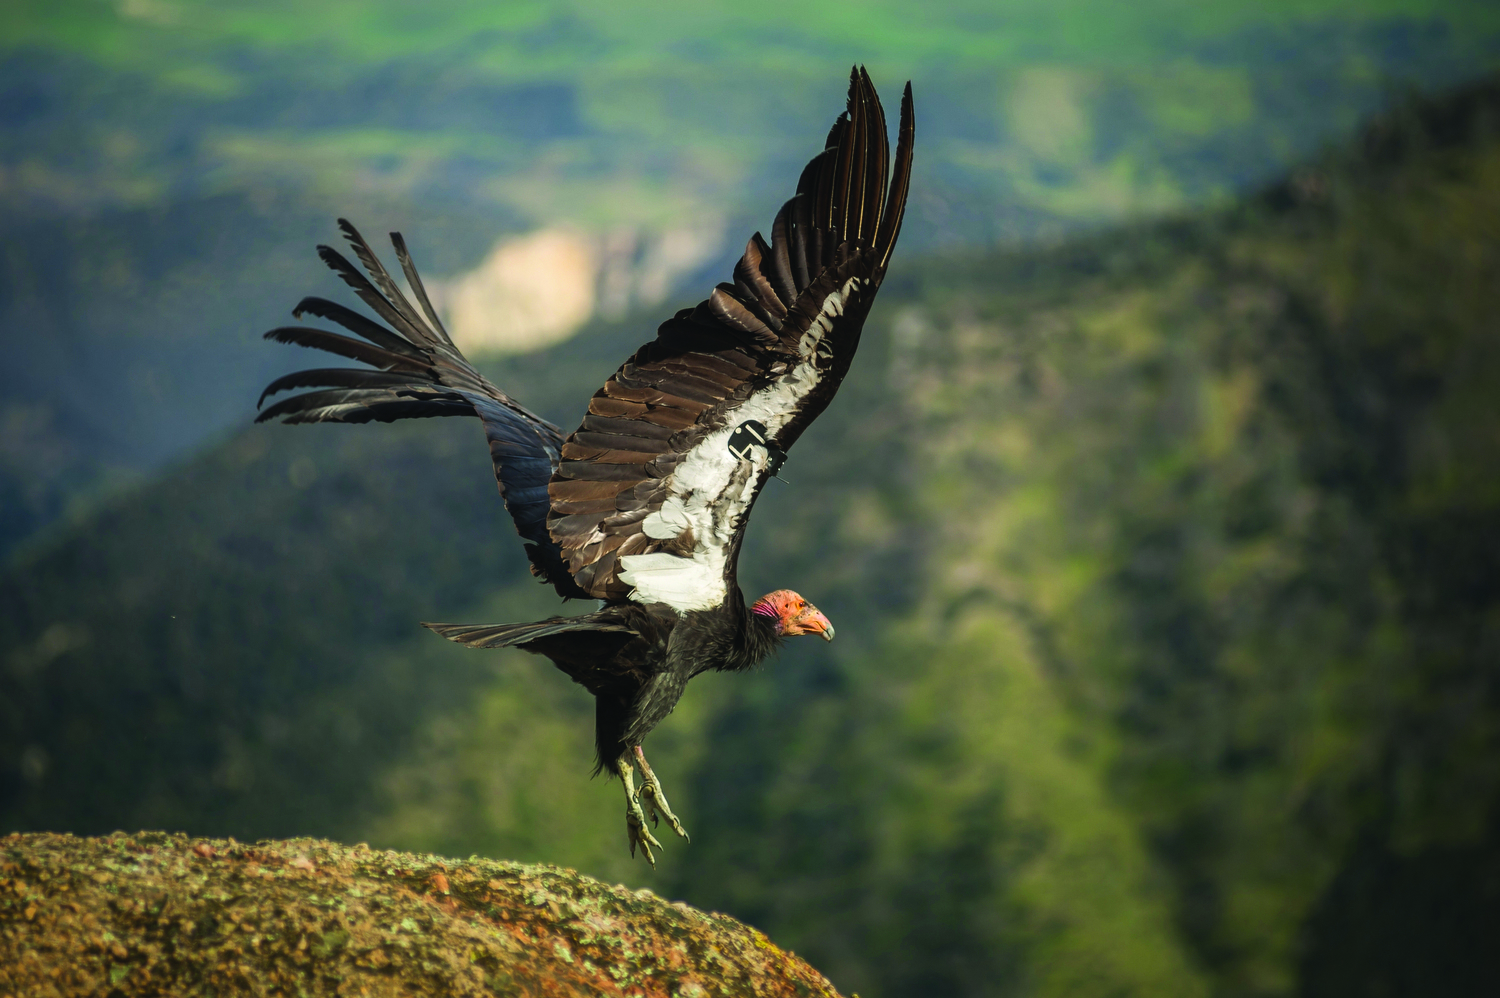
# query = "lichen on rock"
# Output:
<box><xmin>0</xmin><ymin>831</ymin><xmax>844</xmax><ymax>997</ymax></box>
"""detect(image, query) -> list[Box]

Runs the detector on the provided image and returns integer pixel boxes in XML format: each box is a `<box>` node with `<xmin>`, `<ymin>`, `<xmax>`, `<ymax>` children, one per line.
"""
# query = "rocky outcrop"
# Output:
<box><xmin>0</xmin><ymin>832</ymin><xmax>843</xmax><ymax>997</ymax></box>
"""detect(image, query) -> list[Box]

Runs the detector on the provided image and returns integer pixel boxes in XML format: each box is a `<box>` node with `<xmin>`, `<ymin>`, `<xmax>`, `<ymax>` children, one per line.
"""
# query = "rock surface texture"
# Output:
<box><xmin>0</xmin><ymin>832</ymin><xmax>843</xmax><ymax>997</ymax></box>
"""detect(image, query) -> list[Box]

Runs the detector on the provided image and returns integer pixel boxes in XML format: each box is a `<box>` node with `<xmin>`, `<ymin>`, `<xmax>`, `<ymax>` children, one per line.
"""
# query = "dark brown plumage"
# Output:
<box><xmin>257</xmin><ymin>68</ymin><xmax>914</xmax><ymax>863</ymax></box>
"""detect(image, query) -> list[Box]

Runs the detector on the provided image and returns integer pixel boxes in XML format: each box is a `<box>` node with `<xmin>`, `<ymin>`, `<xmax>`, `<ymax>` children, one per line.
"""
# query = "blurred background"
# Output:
<box><xmin>3</xmin><ymin>1</ymin><xmax>1499</xmax><ymax>995</ymax></box>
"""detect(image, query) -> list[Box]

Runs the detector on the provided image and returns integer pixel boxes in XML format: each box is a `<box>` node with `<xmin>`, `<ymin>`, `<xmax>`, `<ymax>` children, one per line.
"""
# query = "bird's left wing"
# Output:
<box><xmin>255</xmin><ymin>221</ymin><xmax>584</xmax><ymax>596</ymax></box>
<box><xmin>548</xmin><ymin>68</ymin><xmax>914</xmax><ymax>609</ymax></box>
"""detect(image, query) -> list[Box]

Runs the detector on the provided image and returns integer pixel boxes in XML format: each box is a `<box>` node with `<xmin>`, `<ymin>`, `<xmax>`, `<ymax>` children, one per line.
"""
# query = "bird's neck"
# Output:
<box><xmin>720</xmin><ymin>593</ymin><xmax>783</xmax><ymax>671</ymax></box>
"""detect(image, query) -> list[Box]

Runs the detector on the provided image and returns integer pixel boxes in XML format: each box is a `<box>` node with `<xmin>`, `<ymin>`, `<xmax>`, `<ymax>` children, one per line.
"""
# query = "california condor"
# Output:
<box><xmin>257</xmin><ymin>68</ymin><xmax>914</xmax><ymax>864</ymax></box>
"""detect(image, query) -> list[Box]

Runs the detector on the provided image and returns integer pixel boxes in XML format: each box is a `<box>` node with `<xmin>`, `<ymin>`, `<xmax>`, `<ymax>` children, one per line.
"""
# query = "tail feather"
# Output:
<box><xmin>423</xmin><ymin>617</ymin><xmax>636</xmax><ymax>649</ymax></box>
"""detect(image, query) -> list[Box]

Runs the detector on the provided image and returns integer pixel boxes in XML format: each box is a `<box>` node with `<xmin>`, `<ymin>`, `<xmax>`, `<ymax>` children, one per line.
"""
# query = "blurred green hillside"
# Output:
<box><xmin>5</xmin><ymin>68</ymin><xmax>1499</xmax><ymax>997</ymax></box>
<box><xmin>11</xmin><ymin>0</ymin><xmax>1496</xmax><ymax>231</ymax></box>
<box><xmin>4</xmin><ymin>0</ymin><xmax>1500</xmax><ymax>558</ymax></box>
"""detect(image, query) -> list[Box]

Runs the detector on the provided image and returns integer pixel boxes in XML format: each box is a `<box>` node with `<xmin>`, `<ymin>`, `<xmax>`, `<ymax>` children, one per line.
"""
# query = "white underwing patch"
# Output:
<box><xmin>619</xmin><ymin>277</ymin><xmax>863</xmax><ymax>613</ymax></box>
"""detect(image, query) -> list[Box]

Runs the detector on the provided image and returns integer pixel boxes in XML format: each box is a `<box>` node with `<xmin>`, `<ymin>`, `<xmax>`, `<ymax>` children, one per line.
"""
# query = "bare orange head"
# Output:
<box><xmin>751</xmin><ymin>589</ymin><xmax>835</xmax><ymax>641</ymax></box>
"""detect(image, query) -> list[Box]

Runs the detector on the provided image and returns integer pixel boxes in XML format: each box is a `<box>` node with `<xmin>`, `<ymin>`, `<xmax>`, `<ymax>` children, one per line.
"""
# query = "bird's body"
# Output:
<box><xmin>438</xmin><ymin>592</ymin><xmax>786</xmax><ymax>769</ymax></box>
<box><xmin>257</xmin><ymin>69</ymin><xmax>913</xmax><ymax>863</ymax></box>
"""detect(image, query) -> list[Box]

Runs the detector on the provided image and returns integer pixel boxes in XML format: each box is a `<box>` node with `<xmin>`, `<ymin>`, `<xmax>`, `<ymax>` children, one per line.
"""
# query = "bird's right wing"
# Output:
<box><xmin>547</xmin><ymin>69</ymin><xmax>913</xmax><ymax>608</ymax></box>
<box><xmin>256</xmin><ymin>221</ymin><xmax>586</xmax><ymax>596</ymax></box>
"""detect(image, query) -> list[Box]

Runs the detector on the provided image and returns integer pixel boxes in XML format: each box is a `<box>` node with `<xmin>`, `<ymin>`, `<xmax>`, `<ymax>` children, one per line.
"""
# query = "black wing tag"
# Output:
<box><xmin>727</xmin><ymin>420</ymin><xmax>769</xmax><ymax>459</ymax></box>
<box><xmin>727</xmin><ymin>419</ymin><xmax>788</xmax><ymax>478</ymax></box>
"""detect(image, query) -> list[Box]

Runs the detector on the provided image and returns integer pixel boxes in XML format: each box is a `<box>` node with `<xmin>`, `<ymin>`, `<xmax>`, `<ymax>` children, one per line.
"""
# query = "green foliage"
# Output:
<box><xmin>6</xmin><ymin>0</ymin><xmax>1497</xmax><ymax>560</ymax></box>
<box><xmin>3</xmin><ymin>68</ymin><xmax>1500</xmax><ymax>998</ymax></box>
<box><xmin>6</xmin><ymin>0</ymin><xmax>1497</xmax><ymax>234</ymax></box>
<box><xmin>12</xmin><ymin>0</ymin><xmax>1500</xmax><ymax>72</ymax></box>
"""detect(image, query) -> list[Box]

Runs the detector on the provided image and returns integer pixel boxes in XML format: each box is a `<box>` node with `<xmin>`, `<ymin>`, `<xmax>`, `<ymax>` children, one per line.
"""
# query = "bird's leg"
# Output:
<box><xmin>634</xmin><ymin>745</ymin><xmax>689</xmax><ymax>843</ymax></box>
<box><xmin>616</xmin><ymin>756</ymin><xmax>662</xmax><ymax>866</ymax></box>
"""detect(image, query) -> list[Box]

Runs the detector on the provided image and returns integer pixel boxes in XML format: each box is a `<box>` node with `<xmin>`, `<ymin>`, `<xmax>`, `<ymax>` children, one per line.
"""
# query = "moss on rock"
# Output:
<box><xmin>0</xmin><ymin>832</ymin><xmax>843</xmax><ymax>997</ymax></box>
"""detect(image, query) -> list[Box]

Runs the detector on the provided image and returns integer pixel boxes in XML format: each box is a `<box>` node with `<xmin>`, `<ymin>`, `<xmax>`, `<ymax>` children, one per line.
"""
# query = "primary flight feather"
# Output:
<box><xmin>257</xmin><ymin>68</ymin><xmax>914</xmax><ymax>864</ymax></box>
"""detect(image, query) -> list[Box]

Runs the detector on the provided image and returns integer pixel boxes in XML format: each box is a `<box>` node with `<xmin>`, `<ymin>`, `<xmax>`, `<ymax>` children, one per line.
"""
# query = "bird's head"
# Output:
<box><xmin>751</xmin><ymin>589</ymin><xmax>835</xmax><ymax>641</ymax></box>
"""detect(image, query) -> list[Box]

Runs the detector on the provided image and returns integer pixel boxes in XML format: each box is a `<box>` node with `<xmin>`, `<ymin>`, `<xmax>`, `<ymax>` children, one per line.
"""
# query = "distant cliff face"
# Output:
<box><xmin>0</xmin><ymin>832</ymin><xmax>843</xmax><ymax>998</ymax></box>
<box><xmin>430</xmin><ymin>224</ymin><xmax>724</xmax><ymax>355</ymax></box>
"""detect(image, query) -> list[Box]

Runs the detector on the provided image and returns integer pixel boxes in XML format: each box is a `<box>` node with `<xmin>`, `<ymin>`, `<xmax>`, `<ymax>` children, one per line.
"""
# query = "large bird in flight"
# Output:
<box><xmin>258</xmin><ymin>68</ymin><xmax>913</xmax><ymax>864</ymax></box>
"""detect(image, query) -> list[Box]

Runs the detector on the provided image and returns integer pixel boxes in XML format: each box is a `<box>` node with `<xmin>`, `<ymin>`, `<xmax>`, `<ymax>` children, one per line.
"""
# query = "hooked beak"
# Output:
<box><xmin>798</xmin><ymin>608</ymin><xmax>835</xmax><ymax>642</ymax></box>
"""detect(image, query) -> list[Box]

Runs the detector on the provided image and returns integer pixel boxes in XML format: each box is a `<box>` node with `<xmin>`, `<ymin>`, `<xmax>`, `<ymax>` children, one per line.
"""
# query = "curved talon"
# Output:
<box><xmin>627</xmin><ymin>803</ymin><xmax>663</xmax><ymax>866</ymax></box>
<box><xmin>639</xmin><ymin>778</ymin><xmax>689</xmax><ymax>842</ymax></box>
<box><xmin>634</xmin><ymin>745</ymin><xmax>690</xmax><ymax>843</ymax></box>
<box><xmin>617</xmin><ymin>757</ymin><xmax>663</xmax><ymax>866</ymax></box>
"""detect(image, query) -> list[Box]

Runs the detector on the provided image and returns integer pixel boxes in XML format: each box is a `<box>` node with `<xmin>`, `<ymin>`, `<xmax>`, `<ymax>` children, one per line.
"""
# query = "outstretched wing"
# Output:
<box><xmin>256</xmin><ymin>221</ymin><xmax>586</xmax><ymax>597</ymax></box>
<box><xmin>548</xmin><ymin>68</ymin><xmax>914</xmax><ymax>609</ymax></box>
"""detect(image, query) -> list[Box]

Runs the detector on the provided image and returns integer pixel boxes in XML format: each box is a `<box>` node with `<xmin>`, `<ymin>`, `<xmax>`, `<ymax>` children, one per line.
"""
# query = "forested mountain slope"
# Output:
<box><xmin>4</xmin><ymin>76</ymin><xmax>1498</xmax><ymax>997</ymax></box>
<box><xmin>6</xmin><ymin>1</ymin><xmax>1498</xmax><ymax>560</ymax></box>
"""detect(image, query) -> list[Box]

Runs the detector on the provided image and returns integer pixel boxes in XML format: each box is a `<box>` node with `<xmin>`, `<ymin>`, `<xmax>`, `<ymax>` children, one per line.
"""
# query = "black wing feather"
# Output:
<box><xmin>256</xmin><ymin>386</ymin><xmax>474</xmax><ymax>424</ymax></box>
<box><xmin>263</xmin><ymin>326</ymin><xmax>428</xmax><ymax>373</ymax></box>
<box><xmin>257</xmin><ymin>367</ymin><xmax>434</xmax><ymax>407</ymax></box>
<box><xmin>390</xmin><ymin>231</ymin><xmax>452</xmax><ymax>343</ymax></box>
<box><xmin>259</xmin><ymin>223</ymin><xmax>583</xmax><ymax>597</ymax></box>
<box><xmin>335</xmin><ymin>219</ymin><xmax>441</xmax><ymax>349</ymax></box>
<box><xmin>259</xmin><ymin>72</ymin><xmax>913</xmax><ymax>608</ymax></box>
<box><xmin>875</xmin><ymin>82</ymin><xmax>915</xmax><ymax>271</ymax></box>
<box><xmin>546</xmin><ymin>68</ymin><xmax>915</xmax><ymax>602</ymax></box>
<box><xmin>291</xmin><ymin>296</ymin><xmax>428</xmax><ymax>359</ymax></box>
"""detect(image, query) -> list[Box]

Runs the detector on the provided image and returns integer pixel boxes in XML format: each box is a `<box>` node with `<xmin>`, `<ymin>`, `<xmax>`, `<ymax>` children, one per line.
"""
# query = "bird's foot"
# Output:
<box><xmin>617</xmin><ymin>759</ymin><xmax>663</xmax><ymax>866</ymax></box>
<box><xmin>634</xmin><ymin>745</ymin><xmax>690</xmax><ymax>843</ymax></box>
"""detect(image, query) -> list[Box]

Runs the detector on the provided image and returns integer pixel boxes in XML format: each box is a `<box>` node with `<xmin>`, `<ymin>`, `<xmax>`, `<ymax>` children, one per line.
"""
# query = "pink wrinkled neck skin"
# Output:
<box><xmin>751</xmin><ymin>598</ymin><xmax>783</xmax><ymax>632</ymax></box>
